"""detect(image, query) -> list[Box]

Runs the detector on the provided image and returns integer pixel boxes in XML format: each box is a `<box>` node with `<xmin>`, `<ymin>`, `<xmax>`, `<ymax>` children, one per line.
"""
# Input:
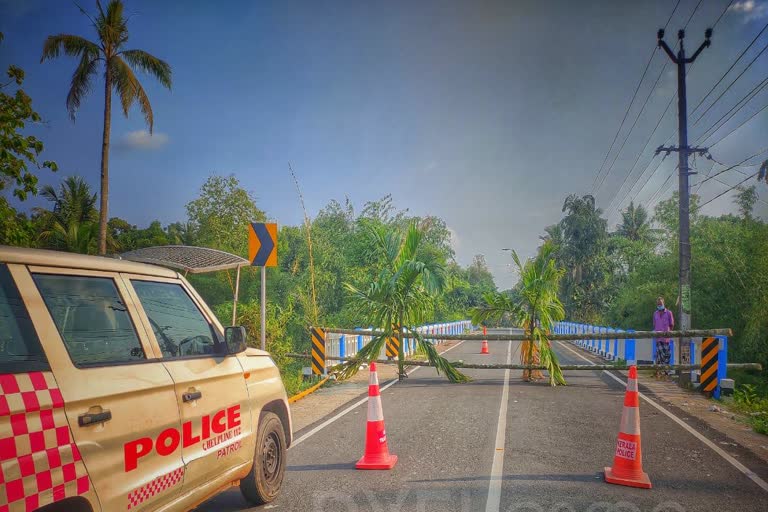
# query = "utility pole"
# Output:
<box><xmin>655</xmin><ymin>28</ymin><xmax>712</xmax><ymax>374</ymax></box>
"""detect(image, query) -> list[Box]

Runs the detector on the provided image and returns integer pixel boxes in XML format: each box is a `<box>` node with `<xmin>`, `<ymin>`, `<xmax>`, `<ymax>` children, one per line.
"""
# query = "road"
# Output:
<box><xmin>197</xmin><ymin>330</ymin><xmax>768</xmax><ymax>511</ymax></box>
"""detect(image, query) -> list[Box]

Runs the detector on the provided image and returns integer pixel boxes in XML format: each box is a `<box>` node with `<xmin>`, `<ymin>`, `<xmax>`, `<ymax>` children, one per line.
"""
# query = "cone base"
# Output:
<box><xmin>356</xmin><ymin>454</ymin><xmax>398</xmax><ymax>470</ymax></box>
<box><xmin>604</xmin><ymin>467</ymin><xmax>652</xmax><ymax>489</ymax></box>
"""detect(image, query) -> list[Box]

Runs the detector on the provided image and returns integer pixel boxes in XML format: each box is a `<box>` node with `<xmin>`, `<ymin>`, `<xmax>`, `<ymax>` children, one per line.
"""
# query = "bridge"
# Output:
<box><xmin>195</xmin><ymin>326</ymin><xmax>768</xmax><ymax>512</ymax></box>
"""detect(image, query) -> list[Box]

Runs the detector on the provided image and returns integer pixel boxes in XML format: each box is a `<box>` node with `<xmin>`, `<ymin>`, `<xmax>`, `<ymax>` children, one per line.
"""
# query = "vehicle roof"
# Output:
<box><xmin>0</xmin><ymin>246</ymin><xmax>180</xmax><ymax>279</ymax></box>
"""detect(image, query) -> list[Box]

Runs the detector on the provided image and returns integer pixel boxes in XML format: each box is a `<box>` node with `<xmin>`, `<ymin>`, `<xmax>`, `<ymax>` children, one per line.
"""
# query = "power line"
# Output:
<box><xmin>699</xmin><ymin>93</ymin><xmax>768</xmax><ymax>148</ymax></box>
<box><xmin>590</xmin><ymin>0</ymin><xmax>682</xmax><ymax>195</ymax></box>
<box><xmin>694</xmin><ymin>74</ymin><xmax>768</xmax><ymax>144</ymax></box>
<box><xmin>595</xmin><ymin>60</ymin><xmax>669</xmax><ymax>195</ymax></box>
<box><xmin>712</xmin><ymin>0</ymin><xmax>736</xmax><ymax>28</ymax></box>
<box><xmin>708</xmin><ymin>174</ymin><xmax>768</xmax><ymax>206</ymax></box>
<box><xmin>604</xmin><ymin>0</ymin><xmax>715</xmax><ymax>218</ymax></box>
<box><xmin>694</xmin><ymin>146</ymin><xmax>768</xmax><ymax>190</ymax></box>
<box><xmin>699</xmin><ymin>170</ymin><xmax>760</xmax><ymax>209</ymax></box>
<box><xmin>692</xmin><ymin>36</ymin><xmax>768</xmax><ymax>126</ymax></box>
<box><xmin>689</xmin><ymin>19</ymin><xmax>768</xmax><ymax>116</ymax></box>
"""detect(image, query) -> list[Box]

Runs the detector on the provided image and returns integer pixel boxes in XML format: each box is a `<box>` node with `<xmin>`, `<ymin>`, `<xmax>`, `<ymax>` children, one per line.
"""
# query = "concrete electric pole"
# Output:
<box><xmin>655</xmin><ymin>28</ymin><xmax>712</xmax><ymax>369</ymax></box>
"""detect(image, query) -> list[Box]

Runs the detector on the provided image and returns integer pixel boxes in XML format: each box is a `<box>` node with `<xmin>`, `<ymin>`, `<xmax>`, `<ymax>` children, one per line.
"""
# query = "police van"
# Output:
<box><xmin>0</xmin><ymin>246</ymin><xmax>292</xmax><ymax>511</ymax></box>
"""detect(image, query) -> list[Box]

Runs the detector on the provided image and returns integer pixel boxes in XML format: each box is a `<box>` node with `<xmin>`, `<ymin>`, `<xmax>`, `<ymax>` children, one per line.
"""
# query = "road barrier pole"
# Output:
<box><xmin>339</xmin><ymin>334</ymin><xmax>346</xmax><ymax>359</ymax></box>
<box><xmin>716</xmin><ymin>335</ymin><xmax>728</xmax><ymax>399</ymax></box>
<box><xmin>311</xmin><ymin>327</ymin><xmax>326</xmax><ymax>376</ymax></box>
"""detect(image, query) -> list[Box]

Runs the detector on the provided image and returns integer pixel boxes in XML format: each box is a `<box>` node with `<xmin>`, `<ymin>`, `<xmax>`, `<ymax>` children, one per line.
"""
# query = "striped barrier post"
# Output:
<box><xmin>311</xmin><ymin>327</ymin><xmax>326</xmax><ymax>376</ymax></box>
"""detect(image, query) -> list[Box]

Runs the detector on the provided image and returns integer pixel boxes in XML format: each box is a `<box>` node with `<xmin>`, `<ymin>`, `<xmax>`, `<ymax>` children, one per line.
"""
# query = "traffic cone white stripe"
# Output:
<box><xmin>627</xmin><ymin>378</ymin><xmax>638</xmax><ymax>392</ymax></box>
<box><xmin>367</xmin><ymin>395</ymin><xmax>384</xmax><ymax>421</ymax></box>
<box><xmin>619</xmin><ymin>406</ymin><xmax>641</xmax><ymax>435</ymax></box>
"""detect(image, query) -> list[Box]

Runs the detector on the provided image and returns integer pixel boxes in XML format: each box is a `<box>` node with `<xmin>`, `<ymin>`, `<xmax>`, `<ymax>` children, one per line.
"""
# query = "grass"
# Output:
<box><xmin>722</xmin><ymin>370</ymin><xmax>768</xmax><ymax>436</ymax></box>
<box><xmin>279</xmin><ymin>360</ymin><xmax>325</xmax><ymax>398</ymax></box>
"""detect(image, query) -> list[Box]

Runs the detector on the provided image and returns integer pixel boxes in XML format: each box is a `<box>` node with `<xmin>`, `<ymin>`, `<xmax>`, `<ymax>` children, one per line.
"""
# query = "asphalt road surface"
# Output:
<box><xmin>196</xmin><ymin>329</ymin><xmax>768</xmax><ymax>512</ymax></box>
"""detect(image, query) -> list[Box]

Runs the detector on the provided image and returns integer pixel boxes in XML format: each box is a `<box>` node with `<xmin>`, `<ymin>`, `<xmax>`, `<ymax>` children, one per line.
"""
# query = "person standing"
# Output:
<box><xmin>653</xmin><ymin>296</ymin><xmax>675</xmax><ymax>379</ymax></box>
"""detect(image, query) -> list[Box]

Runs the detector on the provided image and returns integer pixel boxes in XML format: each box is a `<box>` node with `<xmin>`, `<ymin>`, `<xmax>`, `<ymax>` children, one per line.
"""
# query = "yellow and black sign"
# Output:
<box><xmin>386</xmin><ymin>326</ymin><xmax>401</xmax><ymax>358</ymax></box>
<box><xmin>700</xmin><ymin>337</ymin><xmax>719</xmax><ymax>393</ymax></box>
<box><xmin>248</xmin><ymin>222</ymin><xmax>278</xmax><ymax>267</ymax></box>
<box><xmin>311</xmin><ymin>327</ymin><xmax>326</xmax><ymax>376</ymax></box>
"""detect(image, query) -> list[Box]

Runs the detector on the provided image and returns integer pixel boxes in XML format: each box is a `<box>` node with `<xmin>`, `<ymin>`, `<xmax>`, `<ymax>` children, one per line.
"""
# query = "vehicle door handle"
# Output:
<box><xmin>183</xmin><ymin>391</ymin><xmax>202</xmax><ymax>402</ymax></box>
<box><xmin>78</xmin><ymin>410</ymin><xmax>112</xmax><ymax>426</ymax></box>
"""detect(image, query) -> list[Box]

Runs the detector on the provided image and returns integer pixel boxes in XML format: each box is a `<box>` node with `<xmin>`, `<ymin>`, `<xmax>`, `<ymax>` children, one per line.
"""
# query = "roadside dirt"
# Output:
<box><xmin>636</xmin><ymin>373</ymin><xmax>768</xmax><ymax>464</ymax></box>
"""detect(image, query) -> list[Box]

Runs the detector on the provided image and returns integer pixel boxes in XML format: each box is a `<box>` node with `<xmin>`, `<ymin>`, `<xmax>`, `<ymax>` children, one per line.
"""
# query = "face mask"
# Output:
<box><xmin>657</xmin><ymin>305</ymin><xmax>665</xmax><ymax>311</ymax></box>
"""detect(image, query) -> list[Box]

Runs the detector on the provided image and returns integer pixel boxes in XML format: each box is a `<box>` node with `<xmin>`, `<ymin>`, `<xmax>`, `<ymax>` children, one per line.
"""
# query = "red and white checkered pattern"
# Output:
<box><xmin>0</xmin><ymin>372</ymin><xmax>91</xmax><ymax>512</ymax></box>
<box><xmin>126</xmin><ymin>466</ymin><xmax>184</xmax><ymax>510</ymax></box>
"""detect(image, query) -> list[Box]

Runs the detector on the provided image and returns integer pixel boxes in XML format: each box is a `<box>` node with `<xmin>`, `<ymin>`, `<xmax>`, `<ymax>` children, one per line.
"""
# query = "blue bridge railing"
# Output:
<box><xmin>553</xmin><ymin>321</ymin><xmax>729</xmax><ymax>398</ymax></box>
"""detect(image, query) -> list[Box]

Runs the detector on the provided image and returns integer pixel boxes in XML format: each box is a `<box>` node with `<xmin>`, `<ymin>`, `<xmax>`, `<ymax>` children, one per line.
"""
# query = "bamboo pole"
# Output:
<box><xmin>285</xmin><ymin>353</ymin><xmax>761</xmax><ymax>371</ymax></box>
<box><xmin>318</xmin><ymin>327</ymin><xmax>732</xmax><ymax>340</ymax></box>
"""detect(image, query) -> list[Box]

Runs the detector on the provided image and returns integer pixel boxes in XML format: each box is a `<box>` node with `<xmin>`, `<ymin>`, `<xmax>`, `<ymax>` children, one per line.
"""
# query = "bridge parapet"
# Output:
<box><xmin>554</xmin><ymin>321</ymin><xmax>729</xmax><ymax>398</ymax></box>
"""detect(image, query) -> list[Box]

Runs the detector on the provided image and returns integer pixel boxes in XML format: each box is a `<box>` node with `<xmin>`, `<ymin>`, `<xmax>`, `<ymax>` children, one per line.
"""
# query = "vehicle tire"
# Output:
<box><xmin>240</xmin><ymin>412</ymin><xmax>287</xmax><ymax>505</ymax></box>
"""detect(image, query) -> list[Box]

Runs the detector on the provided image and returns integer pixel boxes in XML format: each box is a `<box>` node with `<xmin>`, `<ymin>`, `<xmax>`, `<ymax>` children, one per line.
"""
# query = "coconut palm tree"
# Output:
<box><xmin>35</xmin><ymin>176</ymin><xmax>100</xmax><ymax>254</ymax></box>
<box><xmin>337</xmin><ymin>222</ymin><xmax>468</xmax><ymax>383</ymax></box>
<box><xmin>616</xmin><ymin>201</ymin><xmax>653</xmax><ymax>242</ymax></box>
<box><xmin>471</xmin><ymin>242</ymin><xmax>566</xmax><ymax>386</ymax></box>
<box><xmin>41</xmin><ymin>0</ymin><xmax>172</xmax><ymax>255</ymax></box>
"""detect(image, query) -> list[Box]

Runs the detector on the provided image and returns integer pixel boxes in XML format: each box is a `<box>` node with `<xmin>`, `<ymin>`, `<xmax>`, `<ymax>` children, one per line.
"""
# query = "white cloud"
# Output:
<box><xmin>117</xmin><ymin>130</ymin><xmax>169</xmax><ymax>150</ymax></box>
<box><xmin>729</xmin><ymin>1</ymin><xmax>768</xmax><ymax>22</ymax></box>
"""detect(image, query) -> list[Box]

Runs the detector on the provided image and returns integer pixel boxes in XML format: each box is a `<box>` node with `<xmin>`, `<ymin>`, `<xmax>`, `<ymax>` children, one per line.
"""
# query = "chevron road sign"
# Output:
<box><xmin>248</xmin><ymin>222</ymin><xmax>278</xmax><ymax>267</ymax></box>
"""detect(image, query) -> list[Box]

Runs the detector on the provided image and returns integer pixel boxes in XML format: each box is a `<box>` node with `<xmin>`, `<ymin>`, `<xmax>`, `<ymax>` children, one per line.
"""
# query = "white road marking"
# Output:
<box><xmin>291</xmin><ymin>340</ymin><xmax>466</xmax><ymax>448</ymax></box>
<box><xmin>485</xmin><ymin>339</ymin><xmax>513</xmax><ymax>512</ymax></box>
<box><xmin>558</xmin><ymin>341</ymin><xmax>768</xmax><ymax>494</ymax></box>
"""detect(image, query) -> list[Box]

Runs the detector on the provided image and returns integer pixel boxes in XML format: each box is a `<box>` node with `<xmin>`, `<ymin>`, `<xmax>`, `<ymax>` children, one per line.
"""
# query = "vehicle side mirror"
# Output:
<box><xmin>224</xmin><ymin>326</ymin><xmax>248</xmax><ymax>354</ymax></box>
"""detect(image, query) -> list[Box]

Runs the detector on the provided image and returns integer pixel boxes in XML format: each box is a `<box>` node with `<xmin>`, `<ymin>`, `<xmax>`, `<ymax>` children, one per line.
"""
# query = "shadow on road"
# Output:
<box><xmin>287</xmin><ymin>462</ymin><xmax>357</xmax><ymax>472</ymax></box>
<box><xmin>408</xmin><ymin>473</ymin><xmax>600</xmax><ymax>484</ymax></box>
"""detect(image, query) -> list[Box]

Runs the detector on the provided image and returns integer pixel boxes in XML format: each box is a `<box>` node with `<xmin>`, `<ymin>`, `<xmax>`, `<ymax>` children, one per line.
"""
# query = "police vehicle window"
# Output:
<box><xmin>131</xmin><ymin>281</ymin><xmax>216</xmax><ymax>358</ymax></box>
<box><xmin>0</xmin><ymin>264</ymin><xmax>48</xmax><ymax>373</ymax></box>
<box><xmin>33</xmin><ymin>274</ymin><xmax>145</xmax><ymax>366</ymax></box>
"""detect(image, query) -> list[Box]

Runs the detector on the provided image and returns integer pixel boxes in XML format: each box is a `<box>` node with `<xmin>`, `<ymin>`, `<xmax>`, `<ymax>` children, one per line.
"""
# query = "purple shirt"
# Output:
<box><xmin>653</xmin><ymin>308</ymin><xmax>674</xmax><ymax>342</ymax></box>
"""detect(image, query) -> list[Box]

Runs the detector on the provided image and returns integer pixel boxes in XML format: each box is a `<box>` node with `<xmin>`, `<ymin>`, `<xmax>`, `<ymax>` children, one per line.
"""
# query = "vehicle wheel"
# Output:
<box><xmin>240</xmin><ymin>412</ymin><xmax>287</xmax><ymax>505</ymax></box>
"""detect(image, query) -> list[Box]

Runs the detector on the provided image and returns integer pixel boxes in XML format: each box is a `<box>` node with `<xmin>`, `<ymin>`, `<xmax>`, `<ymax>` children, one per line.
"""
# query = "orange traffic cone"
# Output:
<box><xmin>604</xmin><ymin>366</ymin><xmax>651</xmax><ymax>489</ymax></box>
<box><xmin>356</xmin><ymin>362</ymin><xmax>398</xmax><ymax>470</ymax></box>
<box><xmin>480</xmin><ymin>326</ymin><xmax>490</xmax><ymax>354</ymax></box>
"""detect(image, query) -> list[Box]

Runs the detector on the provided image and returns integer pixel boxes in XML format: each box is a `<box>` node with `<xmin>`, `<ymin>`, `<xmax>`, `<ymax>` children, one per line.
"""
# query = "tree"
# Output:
<box><xmin>41</xmin><ymin>0</ymin><xmax>172</xmax><ymax>255</ymax></box>
<box><xmin>616</xmin><ymin>201</ymin><xmax>653</xmax><ymax>242</ymax></box>
<box><xmin>557</xmin><ymin>194</ymin><xmax>612</xmax><ymax>321</ymax></box>
<box><xmin>186</xmin><ymin>174</ymin><xmax>266</xmax><ymax>256</ymax></box>
<box><xmin>472</xmin><ymin>242</ymin><xmax>566</xmax><ymax>385</ymax></box>
<box><xmin>338</xmin><ymin>222</ymin><xmax>469</xmax><ymax>382</ymax></box>
<box><xmin>36</xmin><ymin>176</ymin><xmax>101</xmax><ymax>254</ymax></box>
<box><xmin>735</xmin><ymin>186</ymin><xmax>757</xmax><ymax>220</ymax></box>
<box><xmin>1</xmin><ymin>32</ymin><xmax>57</xmax><ymax>199</ymax></box>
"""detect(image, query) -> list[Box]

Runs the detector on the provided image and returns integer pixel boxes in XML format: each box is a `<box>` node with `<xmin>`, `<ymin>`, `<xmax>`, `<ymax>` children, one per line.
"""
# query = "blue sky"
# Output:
<box><xmin>1</xmin><ymin>0</ymin><xmax>767</xmax><ymax>289</ymax></box>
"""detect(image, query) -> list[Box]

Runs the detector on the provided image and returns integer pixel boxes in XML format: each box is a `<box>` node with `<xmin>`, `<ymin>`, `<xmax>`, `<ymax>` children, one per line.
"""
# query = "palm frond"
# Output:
<box><xmin>333</xmin><ymin>334</ymin><xmax>388</xmax><ymax>380</ymax></box>
<box><xmin>41</xmin><ymin>34</ymin><xmax>100</xmax><ymax>62</ymax></box>
<box><xmin>66</xmin><ymin>51</ymin><xmax>99</xmax><ymax>120</ymax></box>
<box><xmin>110</xmin><ymin>56</ymin><xmax>153</xmax><ymax>130</ymax></box>
<box><xmin>409</xmin><ymin>329</ymin><xmax>470</xmax><ymax>383</ymax></box>
<box><xmin>121</xmin><ymin>49</ymin><xmax>172</xmax><ymax>89</ymax></box>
